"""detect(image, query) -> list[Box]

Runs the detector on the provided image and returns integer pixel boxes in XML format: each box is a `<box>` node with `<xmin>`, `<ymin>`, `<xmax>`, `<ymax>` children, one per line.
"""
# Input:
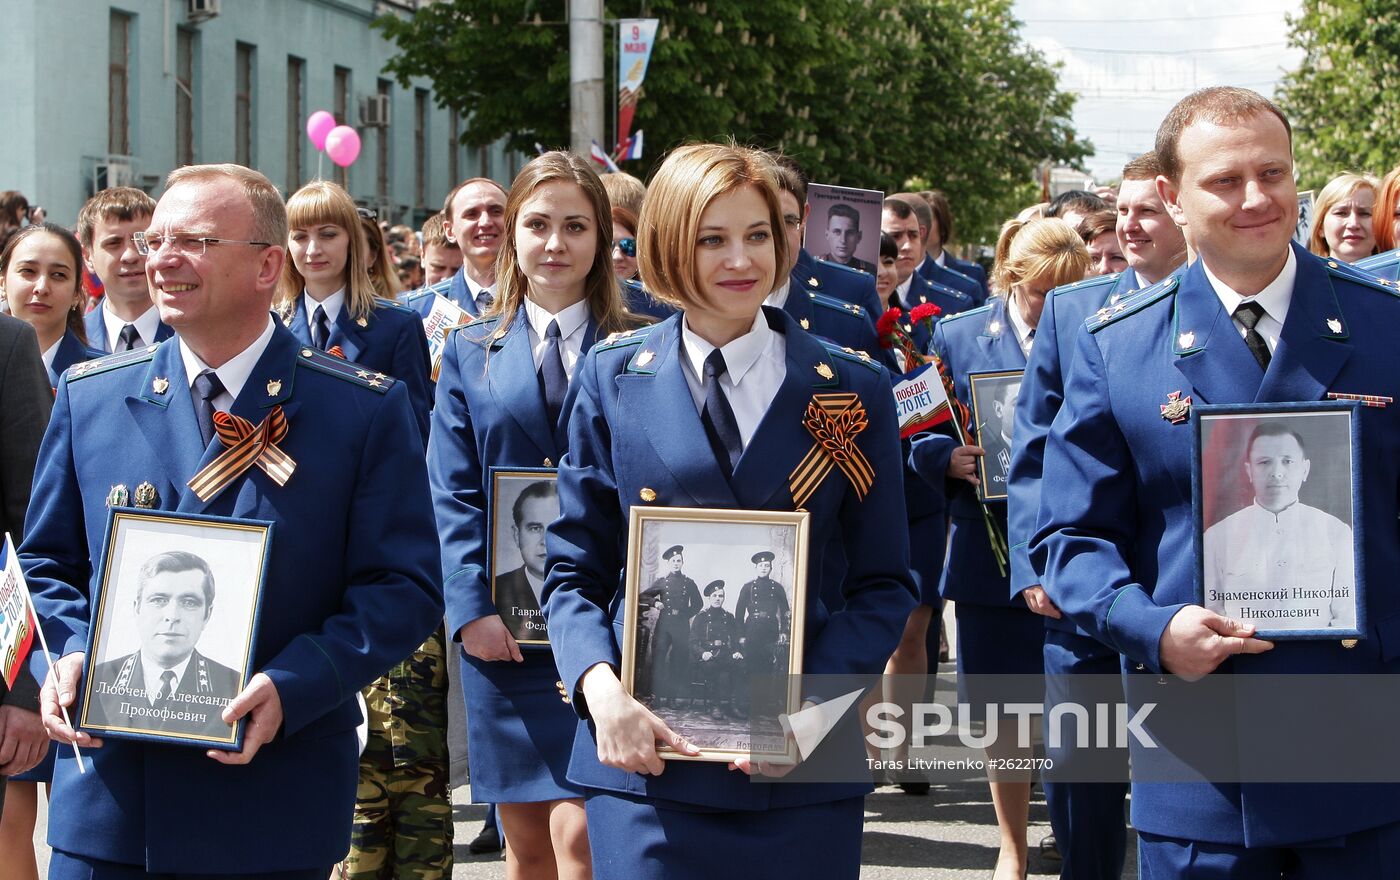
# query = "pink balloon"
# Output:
<box><xmin>306</xmin><ymin>111</ymin><xmax>336</xmax><ymax>151</ymax></box>
<box><xmin>325</xmin><ymin>126</ymin><xmax>362</xmax><ymax>168</ymax></box>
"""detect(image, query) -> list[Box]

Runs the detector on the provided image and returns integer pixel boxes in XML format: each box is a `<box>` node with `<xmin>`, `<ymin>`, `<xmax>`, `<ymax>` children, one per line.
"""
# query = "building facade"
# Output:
<box><xmin>0</xmin><ymin>0</ymin><xmax>521</xmax><ymax>227</ymax></box>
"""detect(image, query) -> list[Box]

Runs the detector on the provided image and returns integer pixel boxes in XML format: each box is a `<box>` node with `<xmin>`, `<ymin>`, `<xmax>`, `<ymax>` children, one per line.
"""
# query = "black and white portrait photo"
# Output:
<box><xmin>969</xmin><ymin>369</ymin><xmax>1024</xmax><ymax>501</ymax></box>
<box><xmin>623</xmin><ymin>508</ymin><xmax>809</xmax><ymax>762</ymax></box>
<box><xmin>1196</xmin><ymin>406</ymin><xmax>1360</xmax><ymax>636</ymax></box>
<box><xmin>82</xmin><ymin>511</ymin><xmax>270</xmax><ymax>746</ymax></box>
<box><xmin>490</xmin><ymin>470</ymin><xmax>559</xmax><ymax>645</ymax></box>
<box><xmin>805</xmin><ymin>183</ymin><xmax>884</xmax><ymax>276</ymax></box>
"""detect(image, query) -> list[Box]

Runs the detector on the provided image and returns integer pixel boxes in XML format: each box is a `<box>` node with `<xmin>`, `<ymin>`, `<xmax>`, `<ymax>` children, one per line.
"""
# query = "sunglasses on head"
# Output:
<box><xmin>616</xmin><ymin>237</ymin><xmax>637</xmax><ymax>257</ymax></box>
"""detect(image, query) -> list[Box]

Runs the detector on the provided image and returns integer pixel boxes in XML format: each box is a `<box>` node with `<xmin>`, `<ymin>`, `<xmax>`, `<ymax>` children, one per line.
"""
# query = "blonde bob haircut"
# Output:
<box><xmin>637</xmin><ymin>143</ymin><xmax>788</xmax><ymax>311</ymax></box>
<box><xmin>991</xmin><ymin>217</ymin><xmax>1090</xmax><ymax>296</ymax></box>
<box><xmin>481</xmin><ymin>150</ymin><xmax>634</xmax><ymax>337</ymax></box>
<box><xmin>276</xmin><ymin>180</ymin><xmax>384</xmax><ymax>322</ymax></box>
<box><xmin>1308</xmin><ymin>172</ymin><xmax>1378</xmax><ymax>258</ymax></box>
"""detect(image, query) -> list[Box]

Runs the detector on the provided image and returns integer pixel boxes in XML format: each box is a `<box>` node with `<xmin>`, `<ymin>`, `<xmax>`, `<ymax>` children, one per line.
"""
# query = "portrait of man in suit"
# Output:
<box><xmin>972</xmin><ymin>372</ymin><xmax>1022</xmax><ymax>498</ymax></box>
<box><xmin>85</xmin><ymin>549</ymin><xmax>241</xmax><ymax>740</ymax></box>
<box><xmin>493</xmin><ymin>479</ymin><xmax>558</xmax><ymax>642</ymax></box>
<box><xmin>819</xmin><ymin>203</ymin><xmax>875</xmax><ymax>275</ymax></box>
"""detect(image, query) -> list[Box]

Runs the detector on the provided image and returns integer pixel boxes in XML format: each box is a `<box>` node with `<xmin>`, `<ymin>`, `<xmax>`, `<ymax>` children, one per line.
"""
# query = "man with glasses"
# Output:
<box><xmin>23</xmin><ymin>163</ymin><xmax>443</xmax><ymax>879</ymax></box>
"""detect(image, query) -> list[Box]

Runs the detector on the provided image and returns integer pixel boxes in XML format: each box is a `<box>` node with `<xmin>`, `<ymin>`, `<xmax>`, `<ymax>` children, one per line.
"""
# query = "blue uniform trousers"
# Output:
<box><xmin>1139</xmin><ymin>818</ymin><xmax>1400</xmax><ymax>879</ymax></box>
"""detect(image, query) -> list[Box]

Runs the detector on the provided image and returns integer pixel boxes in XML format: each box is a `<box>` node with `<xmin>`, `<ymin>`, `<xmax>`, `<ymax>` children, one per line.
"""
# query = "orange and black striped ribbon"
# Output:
<box><xmin>327</xmin><ymin>345</ymin><xmax>345</xmax><ymax>359</ymax></box>
<box><xmin>187</xmin><ymin>406</ymin><xmax>297</xmax><ymax>501</ymax></box>
<box><xmin>789</xmin><ymin>392</ymin><xmax>875</xmax><ymax>509</ymax></box>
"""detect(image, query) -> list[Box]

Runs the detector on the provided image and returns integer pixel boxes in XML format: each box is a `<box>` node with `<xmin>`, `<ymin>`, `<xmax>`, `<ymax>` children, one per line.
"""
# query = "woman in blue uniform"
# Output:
<box><xmin>0</xmin><ymin>223</ymin><xmax>102</xmax><ymax>390</ymax></box>
<box><xmin>429</xmin><ymin>151</ymin><xmax>635</xmax><ymax>879</ymax></box>
<box><xmin>541</xmin><ymin>144</ymin><xmax>916</xmax><ymax>880</ymax></box>
<box><xmin>911</xmin><ymin>216</ymin><xmax>1088</xmax><ymax>880</ymax></box>
<box><xmin>276</xmin><ymin>180</ymin><xmax>431</xmax><ymax>445</ymax></box>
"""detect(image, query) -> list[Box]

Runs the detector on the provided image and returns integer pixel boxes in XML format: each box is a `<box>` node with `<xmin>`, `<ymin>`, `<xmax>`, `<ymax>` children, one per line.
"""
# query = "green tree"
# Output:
<box><xmin>374</xmin><ymin>0</ymin><xmax>1087</xmax><ymax>245</ymax></box>
<box><xmin>1276</xmin><ymin>0</ymin><xmax>1400</xmax><ymax>189</ymax></box>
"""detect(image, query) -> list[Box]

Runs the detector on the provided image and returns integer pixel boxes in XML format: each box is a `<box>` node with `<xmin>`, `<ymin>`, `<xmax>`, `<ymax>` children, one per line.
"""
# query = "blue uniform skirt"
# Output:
<box><xmin>460</xmin><ymin>648</ymin><xmax>581</xmax><ymax>803</ymax></box>
<box><xmin>583</xmin><ymin>790</ymin><xmax>864</xmax><ymax>880</ymax></box>
<box><xmin>954</xmin><ymin>601</ymin><xmax>1046</xmax><ymax>718</ymax></box>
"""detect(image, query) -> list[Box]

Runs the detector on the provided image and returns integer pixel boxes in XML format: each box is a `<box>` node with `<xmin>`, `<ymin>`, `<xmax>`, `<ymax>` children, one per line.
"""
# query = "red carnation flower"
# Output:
<box><xmin>910</xmin><ymin>302</ymin><xmax>942</xmax><ymax>323</ymax></box>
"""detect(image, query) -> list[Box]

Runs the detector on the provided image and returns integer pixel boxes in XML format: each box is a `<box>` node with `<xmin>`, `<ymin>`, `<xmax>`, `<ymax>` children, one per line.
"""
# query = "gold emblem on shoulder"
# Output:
<box><xmin>1328</xmin><ymin>260</ymin><xmax>1340</xmax><ymax>269</ymax></box>
<box><xmin>635</xmin><ymin>350</ymin><xmax>655</xmax><ymax>368</ymax></box>
<box><xmin>134</xmin><ymin>481</ymin><xmax>160</xmax><ymax>509</ymax></box>
<box><xmin>356</xmin><ymin>316</ymin><xmax>369</xmax><ymax>327</ymax></box>
<box><xmin>815</xmin><ymin>363</ymin><xmax>834</xmax><ymax>380</ymax></box>
<box><xmin>639</xmin><ymin>487</ymin><xmax>657</xmax><ymax>502</ymax></box>
<box><xmin>1178</xmin><ymin>331</ymin><xmax>1196</xmax><ymax>349</ymax></box>
<box><xmin>1326</xmin><ymin>318</ymin><xmax>1343</xmax><ymax>334</ymax></box>
<box><xmin>988</xmin><ymin>320</ymin><xmax>1001</xmax><ymax>335</ymax></box>
<box><xmin>267</xmin><ymin>379</ymin><xmax>283</xmax><ymax>396</ymax></box>
<box><xmin>799</xmin><ymin>318</ymin><xmax>810</xmax><ymax>330</ymax></box>
<box><xmin>70</xmin><ymin>362</ymin><xmax>93</xmax><ymax>378</ymax></box>
<box><xmin>807</xmin><ymin>276</ymin><xmax>820</xmax><ymax>288</ymax></box>
<box><xmin>300</xmin><ymin>348</ymin><xmax>314</xmax><ymax>358</ymax></box>
<box><xmin>356</xmin><ymin>370</ymin><xmax>372</xmax><ymax>379</ymax></box>
<box><xmin>152</xmin><ymin>377</ymin><xmax>169</xmax><ymax>395</ymax></box>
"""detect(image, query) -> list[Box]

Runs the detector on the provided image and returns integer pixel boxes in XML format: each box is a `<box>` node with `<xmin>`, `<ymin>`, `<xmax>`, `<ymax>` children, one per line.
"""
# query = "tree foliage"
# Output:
<box><xmin>375</xmin><ymin>0</ymin><xmax>1088</xmax><ymax>244</ymax></box>
<box><xmin>1276</xmin><ymin>0</ymin><xmax>1400</xmax><ymax>190</ymax></box>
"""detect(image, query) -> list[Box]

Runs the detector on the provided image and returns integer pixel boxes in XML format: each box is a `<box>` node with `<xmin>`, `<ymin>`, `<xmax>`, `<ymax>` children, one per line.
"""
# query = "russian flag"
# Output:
<box><xmin>590</xmin><ymin>141</ymin><xmax>620</xmax><ymax>173</ymax></box>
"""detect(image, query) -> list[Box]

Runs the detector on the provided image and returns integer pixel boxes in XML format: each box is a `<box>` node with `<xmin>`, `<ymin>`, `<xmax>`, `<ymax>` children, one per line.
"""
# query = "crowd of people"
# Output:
<box><xmin>0</xmin><ymin>83</ymin><xmax>1398</xmax><ymax>880</ymax></box>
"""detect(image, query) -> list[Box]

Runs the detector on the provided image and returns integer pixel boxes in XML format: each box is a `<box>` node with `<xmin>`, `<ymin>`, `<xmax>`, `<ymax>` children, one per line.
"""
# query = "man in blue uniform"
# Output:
<box><xmin>880</xmin><ymin>197</ymin><xmax>976</xmax><ymax>353</ymax></box>
<box><xmin>404</xmin><ymin>177</ymin><xmax>507</xmax><ymax>322</ymax></box>
<box><xmin>886</xmin><ymin>192</ymin><xmax>983</xmax><ymax>305</ymax></box>
<box><xmin>1033</xmin><ymin>88</ymin><xmax>1400</xmax><ymax>877</ymax></box>
<box><xmin>26</xmin><ymin>163</ymin><xmax>443</xmax><ymax>879</ymax></box>
<box><xmin>76</xmin><ymin>187</ymin><xmax>174</xmax><ymax>353</ymax></box>
<box><xmin>923</xmin><ymin>190</ymin><xmax>990</xmax><ymax>301</ymax></box>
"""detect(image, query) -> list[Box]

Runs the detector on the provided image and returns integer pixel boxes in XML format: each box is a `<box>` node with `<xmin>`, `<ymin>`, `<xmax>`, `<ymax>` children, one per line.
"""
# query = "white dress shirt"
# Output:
<box><xmin>680</xmin><ymin>311</ymin><xmax>787</xmax><ymax>448</ymax></box>
<box><xmin>140</xmin><ymin>652</ymin><xmax>192</xmax><ymax>704</ymax></box>
<box><xmin>933</xmin><ymin>250</ymin><xmax>947</xmax><ymax>268</ymax></box>
<box><xmin>523</xmin><ymin>297</ymin><xmax>590</xmax><ymax>380</ymax></box>
<box><xmin>464</xmin><ymin>275</ymin><xmax>497</xmax><ymax>310</ymax></box>
<box><xmin>1203</xmin><ymin>248</ymin><xmax>1295</xmax><ymax>355</ymax></box>
<box><xmin>1005</xmin><ymin>294</ymin><xmax>1036</xmax><ymax>359</ymax></box>
<box><xmin>764</xmin><ymin>280</ymin><xmax>792</xmax><ymax>310</ymax></box>
<box><xmin>40</xmin><ymin>338</ymin><xmax>59</xmax><ymax>375</ymax></box>
<box><xmin>304</xmin><ymin>287</ymin><xmax>346</xmax><ymax>332</ymax></box>
<box><xmin>179</xmin><ymin>316</ymin><xmax>277</xmax><ymax>413</ymax></box>
<box><xmin>102</xmin><ymin>300</ymin><xmax>162</xmax><ymax>349</ymax></box>
<box><xmin>893</xmin><ymin>274</ymin><xmax>914</xmax><ymax>308</ymax></box>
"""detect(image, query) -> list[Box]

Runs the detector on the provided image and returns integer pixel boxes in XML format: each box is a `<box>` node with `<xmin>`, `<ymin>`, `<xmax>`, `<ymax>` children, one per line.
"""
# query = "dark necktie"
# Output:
<box><xmin>700</xmin><ymin>349</ymin><xmax>743</xmax><ymax>478</ymax></box>
<box><xmin>117</xmin><ymin>324</ymin><xmax>140</xmax><ymax>352</ymax></box>
<box><xmin>193</xmin><ymin>369</ymin><xmax>226</xmax><ymax>448</ymax></box>
<box><xmin>477</xmin><ymin>289</ymin><xmax>494</xmax><ymax>311</ymax></box>
<box><xmin>156</xmin><ymin>670</ymin><xmax>177</xmax><ymax>701</ymax></box>
<box><xmin>311</xmin><ymin>305</ymin><xmax>330</xmax><ymax>351</ymax></box>
<box><xmin>1234</xmin><ymin>301</ymin><xmax>1271</xmax><ymax>371</ymax></box>
<box><xmin>539</xmin><ymin>319</ymin><xmax>567</xmax><ymax>426</ymax></box>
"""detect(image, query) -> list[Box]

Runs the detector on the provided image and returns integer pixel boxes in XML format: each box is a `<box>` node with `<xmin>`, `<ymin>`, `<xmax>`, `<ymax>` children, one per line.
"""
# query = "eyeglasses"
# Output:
<box><xmin>133</xmin><ymin>231</ymin><xmax>273</xmax><ymax>257</ymax></box>
<box><xmin>616</xmin><ymin>237</ymin><xmax>637</xmax><ymax>257</ymax></box>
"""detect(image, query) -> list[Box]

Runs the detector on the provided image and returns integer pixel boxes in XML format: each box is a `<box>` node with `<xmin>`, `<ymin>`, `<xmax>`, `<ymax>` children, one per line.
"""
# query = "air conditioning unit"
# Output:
<box><xmin>360</xmin><ymin>94</ymin><xmax>391</xmax><ymax>128</ymax></box>
<box><xmin>92</xmin><ymin>159</ymin><xmax>136</xmax><ymax>195</ymax></box>
<box><xmin>188</xmin><ymin>0</ymin><xmax>220</xmax><ymax>21</ymax></box>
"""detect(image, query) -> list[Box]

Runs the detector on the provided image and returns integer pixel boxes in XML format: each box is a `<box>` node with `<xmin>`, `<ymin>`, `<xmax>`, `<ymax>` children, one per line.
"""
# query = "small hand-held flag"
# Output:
<box><xmin>589</xmin><ymin>141</ymin><xmax>621</xmax><ymax>174</ymax></box>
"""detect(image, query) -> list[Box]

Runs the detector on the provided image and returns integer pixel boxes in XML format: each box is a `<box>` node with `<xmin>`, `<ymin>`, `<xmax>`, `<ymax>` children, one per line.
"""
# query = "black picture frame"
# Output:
<box><xmin>489</xmin><ymin>467</ymin><xmax>559</xmax><ymax>646</ymax></box>
<box><xmin>968</xmin><ymin>369</ymin><xmax>1024</xmax><ymax>502</ymax></box>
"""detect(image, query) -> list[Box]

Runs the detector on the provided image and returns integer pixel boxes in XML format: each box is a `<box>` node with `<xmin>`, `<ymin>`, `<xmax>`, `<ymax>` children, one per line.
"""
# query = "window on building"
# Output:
<box><xmin>377</xmin><ymin>79</ymin><xmax>392</xmax><ymax>201</ymax></box>
<box><xmin>235</xmin><ymin>43</ymin><xmax>255</xmax><ymax>167</ymax></box>
<box><xmin>286</xmin><ymin>56</ymin><xmax>304</xmax><ymax>193</ymax></box>
<box><xmin>414</xmin><ymin>89</ymin><xmax>428</xmax><ymax>208</ymax></box>
<box><xmin>109</xmin><ymin>12</ymin><xmax>131</xmax><ymax>155</ymax></box>
<box><xmin>334</xmin><ymin>66</ymin><xmax>351</xmax><ymax>187</ymax></box>
<box><xmin>176</xmin><ymin>29</ymin><xmax>196</xmax><ymax>167</ymax></box>
<box><xmin>448</xmin><ymin>108</ymin><xmax>460</xmax><ymax>190</ymax></box>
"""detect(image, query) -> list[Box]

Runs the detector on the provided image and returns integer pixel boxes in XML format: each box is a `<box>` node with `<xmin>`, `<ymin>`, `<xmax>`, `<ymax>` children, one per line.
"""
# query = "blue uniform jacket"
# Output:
<box><xmin>429</xmin><ymin>305</ymin><xmax>600</xmax><ymax>638</ymax></box>
<box><xmin>619</xmin><ymin>277</ymin><xmax>678</xmax><ymax>322</ymax></box>
<box><xmin>542</xmin><ymin>307</ymin><xmax>916</xmax><ymax>811</ymax></box>
<box><xmin>47</xmin><ymin>330</ymin><xmax>105</xmax><ymax>389</ymax></box>
<box><xmin>282</xmin><ymin>293</ymin><xmax>432</xmax><ymax>447</ymax></box>
<box><xmin>917</xmin><ymin>252</ymin><xmax>983</xmax><ymax>305</ymax></box>
<box><xmin>1007</xmin><ymin>270</ymin><xmax>1146</xmax><ymax>625</ymax></box>
<box><xmin>796</xmin><ymin>249</ymin><xmax>883</xmax><ymax>329</ymax></box>
<box><xmin>21</xmin><ymin>324</ymin><xmax>443</xmax><ymax>872</ymax></box>
<box><xmin>944</xmin><ymin>250</ymin><xmax>990</xmax><ymax>303</ymax></box>
<box><xmin>1353</xmin><ymin>246</ymin><xmax>1400</xmax><ymax>283</ymax></box>
<box><xmin>896</xmin><ymin>273</ymin><xmax>978</xmax><ymax>355</ymax></box>
<box><xmin>909</xmin><ymin>298</ymin><xmax>1023</xmax><ymax>606</ymax></box>
<box><xmin>83</xmin><ymin>303</ymin><xmax>174</xmax><ymax>353</ymax></box>
<box><xmin>1032</xmin><ymin>243</ymin><xmax>1400</xmax><ymax>847</ymax></box>
<box><xmin>781</xmin><ymin>262</ymin><xmax>889</xmax><ymax>369</ymax></box>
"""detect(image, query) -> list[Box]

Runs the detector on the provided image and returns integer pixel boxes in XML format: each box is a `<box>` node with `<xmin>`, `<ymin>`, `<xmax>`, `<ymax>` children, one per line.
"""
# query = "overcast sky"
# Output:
<box><xmin>1013</xmin><ymin>0</ymin><xmax>1305</xmax><ymax>181</ymax></box>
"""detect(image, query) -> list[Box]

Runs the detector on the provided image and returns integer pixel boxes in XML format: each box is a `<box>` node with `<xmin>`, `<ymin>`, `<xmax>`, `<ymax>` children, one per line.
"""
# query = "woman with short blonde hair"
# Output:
<box><xmin>1309</xmin><ymin>172</ymin><xmax>1378</xmax><ymax>263</ymax></box>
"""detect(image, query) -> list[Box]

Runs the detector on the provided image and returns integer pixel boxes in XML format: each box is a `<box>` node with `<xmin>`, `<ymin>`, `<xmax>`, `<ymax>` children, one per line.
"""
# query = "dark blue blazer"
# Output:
<box><xmin>944</xmin><ymin>250</ymin><xmax>990</xmax><ymax>303</ymax></box>
<box><xmin>917</xmin><ymin>252</ymin><xmax>982</xmax><ymax>304</ymax></box>
<box><xmin>1032</xmin><ymin>243</ymin><xmax>1400</xmax><ymax>847</ymax></box>
<box><xmin>1353</xmin><ymin>246</ymin><xmax>1400</xmax><ymax>283</ymax></box>
<box><xmin>83</xmin><ymin>303</ymin><xmax>175</xmax><ymax>354</ymax></box>
<box><xmin>47</xmin><ymin>330</ymin><xmax>104</xmax><ymax>389</ymax></box>
<box><xmin>542</xmin><ymin>307</ymin><xmax>916</xmax><ymax>811</ymax></box>
<box><xmin>282</xmin><ymin>293</ymin><xmax>432</xmax><ymax>447</ymax></box>
<box><xmin>909</xmin><ymin>298</ymin><xmax>1024</xmax><ymax>606</ymax></box>
<box><xmin>894</xmin><ymin>272</ymin><xmax>978</xmax><ymax>354</ymax></box>
<box><xmin>619</xmin><ymin>277</ymin><xmax>678</xmax><ymax>322</ymax></box>
<box><xmin>21</xmin><ymin>324</ymin><xmax>442</xmax><ymax>872</ymax></box>
<box><xmin>796</xmin><ymin>249</ymin><xmax>883</xmax><ymax>329</ymax></box>
<box><xmin>783</xmin><ymin>261</ymin><xmax>888</xmax><ymax>369</ymax></box>
<box><xmin>429</xmin><ymin>306</ymin><xmax>600</xmax><ymax>638</ymax></box>
<box><xmin>1007</xmin><ymin>270</ymin><xmax>1145</xmax><ymax>624</ymax></box>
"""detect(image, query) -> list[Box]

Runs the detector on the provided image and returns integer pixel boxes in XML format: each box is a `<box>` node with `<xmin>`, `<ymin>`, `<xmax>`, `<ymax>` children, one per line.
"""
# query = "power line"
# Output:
<box><xmin>1042</xmin><ymin>41</ymin><xmax>1287</xmax><ymax>56</ymax></box>
<box><xmin>1023</xmin><ymin>10</ymin><xmax>1292</xmax><ymax>25</ymax></box>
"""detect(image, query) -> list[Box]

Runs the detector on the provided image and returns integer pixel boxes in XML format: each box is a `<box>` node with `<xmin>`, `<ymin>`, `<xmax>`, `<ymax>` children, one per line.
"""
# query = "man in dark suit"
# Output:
<box><xmin>818</xmin><ymin>203</ymin><xmax>875</xmax><ymax>275</ymax></box>
<box><xmin>84</xmin><ymin>550</ymin><xmax>241</xmax><ymax>740</ymax></box>
<box><xmin>494</xmin><ymin>480</ymin><xmax>557</xmax><ymax>642</ymax></box>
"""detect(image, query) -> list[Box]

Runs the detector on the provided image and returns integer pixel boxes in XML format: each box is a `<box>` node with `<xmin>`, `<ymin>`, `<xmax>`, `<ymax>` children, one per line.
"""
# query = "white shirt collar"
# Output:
<box><xmin>681</xmin><ymin>310</ymin><xmax>772</xmax><ymax>390</ymax></box>
<box><xmin>764</xmin><ymin>279</ymin><xmax>792</xmax><ymax>310</ymax></box>
<box><xmin>1202</xmin><ymin>247</ymin><xmax>1295</xmax><ymax>329</ymax></box>
<box><xmin>934</xmin><ymin>250</ymin><xmax>947</xmax><ymax>268</ymax></box>
<box><xmin>894</xmin><ymin>274</ymin><xmax>914</xmax><ymax>307</ymax></box>
<box><xmin>305</xmin><ymin>287</ymin><xmax>346</xmax><ymax>326</ymax></box>
<box><xmin>102</xmin><ymin>299</ymin><xmax>161</xmax><ymax>349</ymax></box>
<box><xmin>179</xmin><ymin>315</ymin><xmax>277</xmax><ymax>405</ymax></box>
<box><xmin>464</xmin><ymin>273</ymin><xmax>497</xmax><ymax>306</ymax></box>
<box><xmin>140</xmin><ymin>652</ymin><xmax>193</xmax><ymax>702</ymax></box>
<box><xmin>40</xmin><ymin>338</ymin><xmax>59</xmax><ymax>373</ymax></box>
<box><xmin>523</xmin><ymin>296</ymin><xmax>590</xmax><ymax>343</ymax></box>
<box><xmin>1004</xmin><ymin>295</ymin><xmax>1035</xmax><ymax>356</ymax></box>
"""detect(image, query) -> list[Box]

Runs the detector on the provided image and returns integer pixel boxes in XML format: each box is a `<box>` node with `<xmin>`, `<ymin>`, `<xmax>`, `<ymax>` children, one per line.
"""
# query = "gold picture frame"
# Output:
<box><xmin>621</xmin><ymin>505</ymin><xmax>810</xmax><ymax>764</ymax></box>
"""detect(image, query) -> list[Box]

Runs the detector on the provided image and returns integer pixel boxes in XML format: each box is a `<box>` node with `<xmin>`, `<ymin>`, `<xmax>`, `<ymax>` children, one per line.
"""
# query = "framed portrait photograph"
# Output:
<box><xmin>621</xmin><ymin>506</ymin><xmax>809</xmax><ymax>764</ymax></box>
<box><xmin>80</xmin><ymin>509</ymin><xmax>272</xmax><ymax>749</ymax></box>
<box><xmin>489</xmin><ymin>468</ymin><xmax>559</xmax><ymax>646</ymax></box>
<box><xmin>1192</xmin><ymin>402</ymin><xmax>1364</xmax><ymax>640</ymax></box>
<box><xmin>968</xmin><ymin>369</ymin><xmax>1025</xmax><ymax>502</ymax></box>
<box><xmin>1294</xmin><ymin>190</ymin><xmax>1314</xmax><ymax>246</ymax></box>
<box><xmin>804</xmin><ymin>182</ymin><xmax>885</xmax><ymax>275</ymax></box>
